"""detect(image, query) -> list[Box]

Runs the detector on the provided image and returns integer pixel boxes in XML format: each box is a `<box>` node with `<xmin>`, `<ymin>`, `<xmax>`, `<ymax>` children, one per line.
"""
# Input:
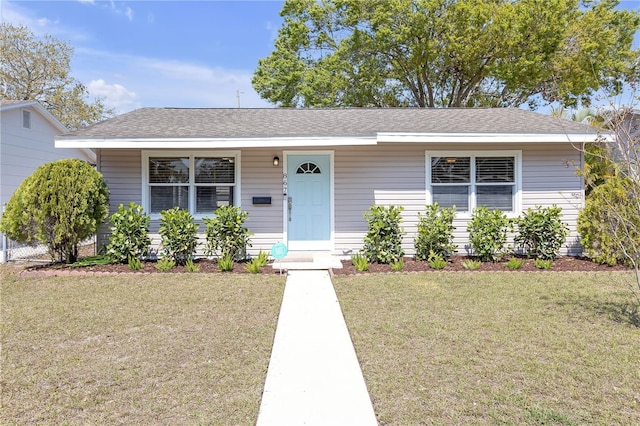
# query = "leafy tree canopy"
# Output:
<box><xmin>0</xmin><ymin>24</ymin><xmax>114</xmax><ymax>129</ymax></box>
<box><xmin>253</xmin><ymin>0</ymin><xmax>640</xmax><ymax>109</ymax></box>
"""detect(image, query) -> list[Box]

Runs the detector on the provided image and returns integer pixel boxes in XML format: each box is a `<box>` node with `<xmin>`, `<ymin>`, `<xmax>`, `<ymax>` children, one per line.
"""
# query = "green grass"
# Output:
<box><xmin>334</xmin><ymin>272</ymin><xmax>640</xmax><ymax>425</ymax></box>
<box><xmin>1</xmin><ymin>267</ymin><xmax>285</xmax><ymax>425</ymax></box>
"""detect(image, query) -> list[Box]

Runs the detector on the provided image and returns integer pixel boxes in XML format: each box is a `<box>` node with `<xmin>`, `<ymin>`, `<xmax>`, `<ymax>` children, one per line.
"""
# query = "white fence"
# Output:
<box><xmin>0</xmin><ymin>234</ymin><xmax>96</xmax><ymax>263</ymax></box>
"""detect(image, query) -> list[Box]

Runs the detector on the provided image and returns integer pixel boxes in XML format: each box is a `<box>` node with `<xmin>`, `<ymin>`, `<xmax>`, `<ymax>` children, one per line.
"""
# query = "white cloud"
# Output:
<box><xmin>74</xmin><ymin>48</ymin><xmax>272</xmax><ymax>111</ymax></box>
<box><xmin>125</xmin><ymin>6</ymin><xmax>134</xmax><ymax>22</ymax></box>
<box><xmin>87</xmin><ymin>79</ymin><xmax>139</xmax><ymax>112</ymax></box>
<box><xmin>1</xmin><ymin>1</ymin><xmax>90</xmax><ymax>42</ymax></box>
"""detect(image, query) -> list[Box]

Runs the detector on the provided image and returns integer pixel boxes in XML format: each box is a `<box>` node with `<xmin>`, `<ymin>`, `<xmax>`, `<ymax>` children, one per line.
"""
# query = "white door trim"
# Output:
<box><xmin>283</xmin><ymin>150</ymin><xmax>335</xmax><ymax>251</ymax></box>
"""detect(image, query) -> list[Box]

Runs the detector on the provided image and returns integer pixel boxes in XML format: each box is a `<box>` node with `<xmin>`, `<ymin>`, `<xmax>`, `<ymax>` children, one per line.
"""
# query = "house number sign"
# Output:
<box><xmin>271</xmin><ymin>242</ymin><xmax>288</xmax><ymax>260</ymax></box>
<box><xmin>282</xmin><ymin>173</ymin><xmax>288</xmax><ymax>196</ymax></box>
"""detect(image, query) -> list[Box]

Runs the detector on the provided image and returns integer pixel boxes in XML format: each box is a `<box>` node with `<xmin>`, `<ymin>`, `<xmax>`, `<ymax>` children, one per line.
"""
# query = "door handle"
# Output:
<box><xmin>287</xmin><ymin>197</ymin><xmax>292</xmax><ymax>221</ymax></box>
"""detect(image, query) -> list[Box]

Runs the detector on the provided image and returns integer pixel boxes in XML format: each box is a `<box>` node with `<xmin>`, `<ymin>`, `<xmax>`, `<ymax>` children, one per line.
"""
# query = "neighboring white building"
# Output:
<box><xmin>0</xmin><ymin>100</ymin><xmax>96</xmax><ymax>208</ymax></box>
<box><xmin>1</xmin><ymin>100</ymin><xmax>96</xmax><ymax>262</ymax></box>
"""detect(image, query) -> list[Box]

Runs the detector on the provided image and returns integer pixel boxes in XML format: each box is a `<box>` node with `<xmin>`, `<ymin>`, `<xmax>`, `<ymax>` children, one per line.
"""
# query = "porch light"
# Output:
<box><xmin>446</xmin><ymin>157</ymin><xmax>457</xmax><ymax>164</ymax></box>
<box><xmin>273</xmin><ymin>156</ymin><xmax>280</xmax><ymax>166</ymax></box>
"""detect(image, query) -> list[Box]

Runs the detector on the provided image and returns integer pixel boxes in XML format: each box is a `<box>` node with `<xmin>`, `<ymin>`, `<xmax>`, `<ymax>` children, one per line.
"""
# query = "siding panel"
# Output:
<box><xmin>98</xmin><ymin>142</ymin><xmax>585</xmax><ymax>256</ymax></box>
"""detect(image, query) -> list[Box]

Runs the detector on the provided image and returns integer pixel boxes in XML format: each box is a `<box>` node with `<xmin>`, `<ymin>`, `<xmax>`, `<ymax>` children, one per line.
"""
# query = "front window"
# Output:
<box><xmin>144</xmin><ymin>152</ymin><xmax>238</xmax><ymax>215</ymax></box>
<box><xmin>428</xmin><ymin>152</ymin><xmax>519</xmax><ymax>213</ymax></box>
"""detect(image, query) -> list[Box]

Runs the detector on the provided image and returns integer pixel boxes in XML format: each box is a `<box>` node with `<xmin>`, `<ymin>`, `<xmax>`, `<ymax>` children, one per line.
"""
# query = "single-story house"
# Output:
<box><xmin>1</xmin><ymin>100</ymin><xmax>96</xmax><ymax>208</ymax></box>
<box><xmin>55</xmin><ymin>108</ymin><xmax>600</xmax><ymax>258</ymax></box>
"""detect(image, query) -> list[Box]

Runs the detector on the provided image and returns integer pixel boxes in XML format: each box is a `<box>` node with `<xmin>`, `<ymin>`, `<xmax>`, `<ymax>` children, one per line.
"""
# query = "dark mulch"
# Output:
<box><xmin>332</xmin><ymin>255</ymin><xmax>630</xmax><ymax>275</ymax></box>
<box><xmin>18</xmin><ymin>255</ymin><xmax>629</xmax><ymax>277</ymax></box>
<box><xmin>20</xmin><ymin>258</ymin><xmax>281</xmax><ymax>276</ymax></box>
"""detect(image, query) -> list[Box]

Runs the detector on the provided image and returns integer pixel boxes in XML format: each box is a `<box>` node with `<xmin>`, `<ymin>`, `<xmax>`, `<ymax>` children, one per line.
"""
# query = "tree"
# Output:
<box><xmin>0</xmin><ymin>159</ymin><xmax>110</xmax><ymax>264</ymax></box>
<box><xmin>253</xmin><ymin>0</ymin><xmax>639</xmax><ymax>109</ymax></box>
<box><xmin>577</xmin><ymin>105</ymin><xmax>640</xmax><ymax>306</ymax></box>
<box><xmin>0</xmin><ymin>24</ymin><xmax>113</xmax><ymax>130</ymax></box>
<box><xmin>551</xmin><ymin>106</ymin><xmax>615</xmax><ymax>193</ymax></box>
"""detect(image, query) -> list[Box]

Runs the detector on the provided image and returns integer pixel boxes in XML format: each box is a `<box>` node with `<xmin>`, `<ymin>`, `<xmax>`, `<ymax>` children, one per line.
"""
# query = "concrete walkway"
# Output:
<box><xmin>256</xmin><ymin>270</ymin><xmax>378</xmax><ymax>426</ymax></box>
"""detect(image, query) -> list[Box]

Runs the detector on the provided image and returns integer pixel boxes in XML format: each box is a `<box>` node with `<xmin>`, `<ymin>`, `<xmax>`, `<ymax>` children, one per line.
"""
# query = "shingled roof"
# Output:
<box><xmin>59</xmin><ymin>107</ymin><xmax>598</xmax><ymax>140</ymax></box>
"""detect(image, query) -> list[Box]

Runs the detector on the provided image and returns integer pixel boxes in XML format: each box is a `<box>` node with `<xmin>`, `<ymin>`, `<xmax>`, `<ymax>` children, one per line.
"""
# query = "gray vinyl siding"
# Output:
<box><xmin>98</xmin><ymin>142</ymin><xmax>584</xmax><ymax>257</ymax></box>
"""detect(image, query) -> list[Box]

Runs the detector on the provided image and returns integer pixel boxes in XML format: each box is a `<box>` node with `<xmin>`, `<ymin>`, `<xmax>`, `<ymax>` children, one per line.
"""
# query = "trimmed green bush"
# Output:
<box><xmin>0</xmin><ymin>159</ymin><xmax>109</xmax><ymax>263</ymax></box>
<box><xmin>204</xmin><ymin>205</ymin><xmax>252</xmax><ymax>261</ymax></box>
<box><xmin>513</xmin><ymin>205</ymin><xmax>568</xmax><ymax>260</ymax></box>
<box><xmin>467</xmin><ymin>206</ymin><xmax>511</xmax><ymax>262</ymax></box>
<box><xmin>362</xmin><ymin>204</ymin><xmax>405</xmax><ymax>264</ymax></box>
<box><xmin>106</xmin><ymin>202</ymin><xmax>151</xmax><ymax>263</ymax></box>
<box><xmin>158</xmin><ymin>207</ymin><xmax>199</xmax><ymax>265</ymax></box>
<box><xmin>415</xmin><ymin>203</ymin><xmax>457</xmax><ymax>261</ymax></box>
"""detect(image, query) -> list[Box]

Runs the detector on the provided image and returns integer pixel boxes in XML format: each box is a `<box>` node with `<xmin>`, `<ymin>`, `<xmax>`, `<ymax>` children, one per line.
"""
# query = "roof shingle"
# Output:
<box><xmin>59</xmin><ymin>107</ymin><xmax>598</xmax><ymax>140</ymax></box>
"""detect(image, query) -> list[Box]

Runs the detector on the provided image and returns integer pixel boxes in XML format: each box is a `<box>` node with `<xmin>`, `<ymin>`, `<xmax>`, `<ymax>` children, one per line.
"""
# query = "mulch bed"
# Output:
<box><xmin>17</xmin><ymin>255</ymin><xmax>629</xmax><ymax>277</ymax></box>
<box><xmin>332</xmin><ymin>255</ymin><xmax>629</xmax><ymax>275</ymax></box>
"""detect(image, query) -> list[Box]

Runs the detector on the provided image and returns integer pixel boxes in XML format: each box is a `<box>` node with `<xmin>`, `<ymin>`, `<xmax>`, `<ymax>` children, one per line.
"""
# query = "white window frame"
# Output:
<box><xmin>142</xmin><ymin>150</ymin><xmax>241</xmax><ymax>219</ymax></box>
<box><xmin>426</xmin><ymin>150</ymin><xmax>522</xmax><ymax>218</ymax></box>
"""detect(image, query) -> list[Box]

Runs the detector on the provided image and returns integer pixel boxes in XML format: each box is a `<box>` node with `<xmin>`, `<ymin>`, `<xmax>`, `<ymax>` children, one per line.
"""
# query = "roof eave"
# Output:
<box><xmin>55</xmin><ymin>136</ymin><xmax>378</xmax><ymax>149</ymax></box>
<box><xmin>377</xmin><ymin>132</ymin><xmax>604</xmax><ymax>144</ymax></box>
<box><xmin>55</xmin><ymin>132</ymin><xmax>607</xmax><ymax>149</ymax></box>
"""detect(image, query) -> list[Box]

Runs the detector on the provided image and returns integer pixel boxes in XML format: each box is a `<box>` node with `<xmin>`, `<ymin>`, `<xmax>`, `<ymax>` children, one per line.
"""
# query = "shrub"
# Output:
<box><xmin>427</xmin><ymin>251</ymin><xmax>447</xmax><ymax>269</ymax></box>
<box><xmin>245</xmin><ymin>251</ymin><xmax>269</xmax><ymax>274</ymax></box>
<box><xmin>534</xmin><ymin>258</ymin><xmax>553</xmax><ymax>269</ymax></box>
<box><xmin>577</xmin><ymin>176</ymin><xmax>640</xmax><ymax>266</ymax></box>
<box><xmin>504</xmin><ymin>256</ymin><xmax>525</xmax><ymax>270</ymax></box>
<box><xmin>158</xmin><ymin>207</ymin><xmax>199</xmax><ymax>265</ymax></box>
<box><xmin>391</xmin><ymin>258</ymin><xmax>405</xmax><ymax>271</ymax></box>
<box><xmin>462</xmin><ymin>259</ymin><xmax>482</xmax><ymax>270</ymax></box>
<box><xmin>362</xmin><ymin>204</ymin><xmax>405</xmax><ymax>264</ymax></box>
<box><xmin>185</xmin><ymin>258</ymin><xmax>200</xmax><ymax>273</ymax></box>
<box><xmin>155</xmin><ymin>257</ymin><xmax>175</xmax><ymax>271</ymax></box>
<box><xmin>204</xmin><ymin>205</ymin><xmax>252</xmax><ymax>261</ymax></box>
<box><xmin>218</xmin><ymin>255</ymin><xmax>234</xmax><ymax>272</ymax></box>
<box><xmin>106</xmin><ymin>202</ymin><xmax>151</xmax><ymax>263</ymax></box>
<box><xmin>414</xmin><ymin>203</ymin><xmax>457</xmax><ymax>261</ymax></box>
<box><xmin>254</xmin><ymin>250</ymin><xmax>270</xmax><ymax>267</ymax></box>
<box><xmin>467</xmin><ymin>206</ymin><xmax>511</xmax><ymax>262</ymax></box>
<box><xmin>513</xmin><ymin>205</ymin><xmax>568</xmax><ymax>260</ymax></box>
<box><xmin>0</xmin><ymin>159</ymin><xmax>109</xmax><ymax>263</ymax></box>
<box><xmin>351</xmin><ymin>253</ymin><xmax>370</xmax><ymax>272</ymax></box>
<box><xmin>128</xmin><ymin>255</ymin><xmax>142</xmax><ymax>271</ymax></box>
<box><xmin>245</xmin><ymin>258</ymin><xmax>262</xmax><ymax>274</ymax></box>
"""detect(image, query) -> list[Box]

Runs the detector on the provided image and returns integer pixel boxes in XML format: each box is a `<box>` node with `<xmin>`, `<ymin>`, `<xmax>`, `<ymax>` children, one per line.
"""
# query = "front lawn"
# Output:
<box><xmin>1</xmin><ymin>268</ymin><xmax>285</xmax><ymax>425</ymax></box>
<box><xmin>334</xmin><ymin>272</ymin><xmax>640</xmax><ymax>425</ymax></box>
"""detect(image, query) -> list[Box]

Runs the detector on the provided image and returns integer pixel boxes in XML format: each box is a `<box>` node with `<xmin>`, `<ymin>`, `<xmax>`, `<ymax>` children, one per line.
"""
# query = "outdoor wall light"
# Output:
<box><xmin>273</xmin><ymin>156</ymin><xmax>280</xmax><ymax>166</ymax></box>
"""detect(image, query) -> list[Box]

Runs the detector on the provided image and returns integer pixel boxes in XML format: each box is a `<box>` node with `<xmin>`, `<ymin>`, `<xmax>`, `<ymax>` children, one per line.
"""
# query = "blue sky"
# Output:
<box><xmin>2</xmin><ymin>0</ymin><xmax>285</xmax><ymax>113</ymax></box>
<box><xmin>2</xmin><ymin>0</ymin><xmax>639</xmax><ymax>115</ymax></box>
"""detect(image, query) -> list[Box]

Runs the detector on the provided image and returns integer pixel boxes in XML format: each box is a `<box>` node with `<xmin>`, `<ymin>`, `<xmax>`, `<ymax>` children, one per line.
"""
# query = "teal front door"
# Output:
<box><xmin>286</xmin><ymin>154</ymin><xmax>331</xmax><ymax>250</ymax></box>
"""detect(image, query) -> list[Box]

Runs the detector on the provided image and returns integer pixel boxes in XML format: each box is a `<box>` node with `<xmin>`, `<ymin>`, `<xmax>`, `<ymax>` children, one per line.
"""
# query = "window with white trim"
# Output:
<box><xmin>143</xmin><ymin>152</ymin><xmax>239</xmax><ymax>215</ymax></box>
<box><xmin>427</xmin><ymin>151</ymin><xmax>520</xmax><ymax>214</ymax></box>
